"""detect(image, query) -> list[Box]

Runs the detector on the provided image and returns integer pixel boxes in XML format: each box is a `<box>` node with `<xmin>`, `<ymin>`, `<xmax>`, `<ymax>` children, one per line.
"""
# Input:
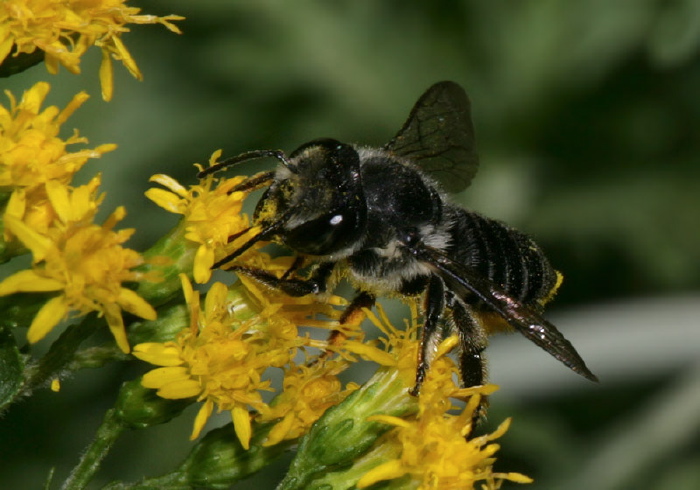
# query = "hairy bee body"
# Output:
<box><xmin>342</xmin><ymin>148</ymin><xmax>557</xmax><ymax>310</ymax></box>
<box><xmin>446</xmin><ymin>208</ymin><xmax>559</xmax><ymax>309</ymax></box>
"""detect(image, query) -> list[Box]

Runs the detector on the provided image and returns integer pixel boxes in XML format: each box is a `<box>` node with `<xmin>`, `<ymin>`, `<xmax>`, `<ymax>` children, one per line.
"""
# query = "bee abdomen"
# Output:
<box><xmin>449</xmin><ymin>208</ymin><xmax>557</xmax><ymax>307</ymax></box>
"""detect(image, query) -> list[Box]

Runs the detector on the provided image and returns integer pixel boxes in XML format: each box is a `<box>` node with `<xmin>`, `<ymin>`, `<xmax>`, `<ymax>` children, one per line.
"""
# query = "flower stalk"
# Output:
<box><xmin>60</xmin><ymin>408</ymin><xmax>125</xmax><ymax>490</ymax></box>
<box><xmin>24</xmin><ymin>313</ymin><xmax>102</xmax><ymax>393</ymax></box>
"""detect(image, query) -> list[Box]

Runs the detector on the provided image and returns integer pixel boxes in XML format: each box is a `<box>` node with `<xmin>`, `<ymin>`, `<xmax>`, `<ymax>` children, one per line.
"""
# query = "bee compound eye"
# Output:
<box><xmin>283</xmin><ymin>211</ymin><xmax>359</xmax><ymax>256</ymax></box>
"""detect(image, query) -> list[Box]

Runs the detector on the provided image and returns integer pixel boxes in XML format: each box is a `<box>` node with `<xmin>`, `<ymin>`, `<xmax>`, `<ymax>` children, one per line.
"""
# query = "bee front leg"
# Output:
<box><xmin>280</xmin><ymin>256</ymin><xmax>306</xmax><ymax>280</ymax></box>
<box><xmin>331</xmin><ymin>290</ymin><xmax>376</xmax><ymax>348</ymax></box>
<box><xmin>339</xmin><ymin>291</ymin><xmax>376</xmax><ymax>324</ymax></box>
<box><xmin>231</xmin><ymin>261</ymin><xmax>335</xmax><ymax>297</ymax></box>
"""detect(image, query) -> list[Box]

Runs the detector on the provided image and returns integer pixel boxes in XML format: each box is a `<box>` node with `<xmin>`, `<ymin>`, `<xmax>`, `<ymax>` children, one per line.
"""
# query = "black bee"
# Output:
<box><xmin>199</xmin><ymin>81</ymin><xmax>597</xmax><ymax>393</ymax></box>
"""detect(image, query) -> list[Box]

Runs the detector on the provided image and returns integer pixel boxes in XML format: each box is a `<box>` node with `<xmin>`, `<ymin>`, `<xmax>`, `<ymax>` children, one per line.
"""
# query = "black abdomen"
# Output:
<box><xmin>447</xmin><ymin>207</ymin><xmax>558</xmax><ymax>307</ymax></box>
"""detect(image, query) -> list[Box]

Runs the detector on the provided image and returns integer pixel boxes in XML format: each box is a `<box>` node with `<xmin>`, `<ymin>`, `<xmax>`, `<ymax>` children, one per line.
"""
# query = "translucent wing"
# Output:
<box><xmin>411</xmin><ymin>244</ymin><xmax>598</xmax><ymax>382</ymax></box>
<box><xmin>385</xmin><ymin>81</ymin><xmax>479</xmax><ymax>193</ymax></box>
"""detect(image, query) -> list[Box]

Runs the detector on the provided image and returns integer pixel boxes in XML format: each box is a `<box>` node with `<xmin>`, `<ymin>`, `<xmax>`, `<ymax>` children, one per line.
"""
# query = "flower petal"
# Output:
<box><xmin>27</xmin><ymin>296</ymin><xmax>68</xmax><ymax>344</ymax></box>
<box><xmin>149</xmin><ymin>174</ymin><xmax>189</xmax><ymax>196</ymax></box>
<box><xmin>191</xmin><ymin>400</ymin><xmax>214</xmax><ymax>440</ymax></box>
<box><xmin>357</xmin><ymin>460</ymin><xmax>406</xmax><ymax>489</ymax></box>
<box><xmin>4</xmin><ymin>216</ymin><xmax>54</xmax><ymax>261</ymax></box>
<box><xmin>144</xmin><ymin>188</ymin><xmax>185</xmax><ymax>214</ymax></box>
<box><xmin>494</xmin><ymin>472</ymin><xmax>534</xmax><ymax>484</ymax></box>
<box><xmin>232</xmin><ymin>404</ymin><xmax>252</xmax><ymax>450</ymax></box>
<box><xmin>193</xmin><ymin>245</ymin><xmax>214</xmax><ymax>284</ymax></box>
<box><xmin>0</xmin><ymin>269</ymin><xmax>63</xmax><ymax>295</ymax></box>
<box><xmin>179</xmin><ymin>274</ymin><xmax>195</xmax><ymax>306</ymax></box>
<box><xmin>132</xmin><ymin>343</ymin><xmax>183</xmax><ymax>366</ymax></box>
<box><xmin>158</xmin><ymin>379</ymin><xmax>202</xmax><ymax>400</ymax></box>
<box><xmin>142</xmin><ymin>366</ymin><xmax>190</xmax><ymax>388</ymax></box>
<box><xmin>45</xmin><ymin>180</ymin><xmax>72</xmax><ymax>223</ymax></box>
<box><xmin>117</xmin><ymin>287</ymin><xmax>157</xmax><ymax>321</ymax></box>
<box><xmin>99</xmin><ymin>49</ymin><xmax>114</xmax><ymax>102</ymax></box>
<box><xmin>103</xmin><ymin>302</ymin><xmax>130</xmax><ymax>353</ymax></box>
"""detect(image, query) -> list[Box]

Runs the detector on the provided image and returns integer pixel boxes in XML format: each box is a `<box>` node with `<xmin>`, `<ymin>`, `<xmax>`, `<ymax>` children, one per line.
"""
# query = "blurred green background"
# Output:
<box><xmin>2</xmin><ymin>1</ymin><xmax>700</xmax><ymax>488</ymax></box>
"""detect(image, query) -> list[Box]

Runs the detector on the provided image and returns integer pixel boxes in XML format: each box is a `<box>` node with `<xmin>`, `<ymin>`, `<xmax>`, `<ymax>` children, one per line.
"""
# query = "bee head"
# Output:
<box><xmin>252</xmin><ymin>138</ymin><xmax>367</xmax><ymax>257</ymax></box>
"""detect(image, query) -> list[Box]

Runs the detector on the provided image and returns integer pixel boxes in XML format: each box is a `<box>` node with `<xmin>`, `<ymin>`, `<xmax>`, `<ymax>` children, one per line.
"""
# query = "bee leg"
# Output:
<box><xmin>410</xmin><ymin>275</ymin><xmax>446</xmax><ymax>396</ymax></box>
<box><xmin>339</xmin><ymin>291</ymin><xmax>375</xmax><ymax>324</ymax></box>
<box><xmin>311</xmin><ymin>292</ymin><xmax>376</xmax><ymax>366</ymax></box>
<box><xmin>447</xmin><ymin>295</ymin><xmax>487</xmax><ymax>388</ymax></box>
<box><xmin>447</xmin><ymin>293</ymin><xmax>489</xmax><ymax>426</ymax></box>
<box><xmin>281</xmin><ymin>255</ymin><xmax>306</xmax><ymax>280</ymax></box>
<box><xmin>331</xmin><ymin>290</ymin><xmax>376</xmax><ymax>348</ymax></box>
<box><xmin>231</xmin><ymin>261</ymin><xmax>334</xmax><ymax>297</ymax></box>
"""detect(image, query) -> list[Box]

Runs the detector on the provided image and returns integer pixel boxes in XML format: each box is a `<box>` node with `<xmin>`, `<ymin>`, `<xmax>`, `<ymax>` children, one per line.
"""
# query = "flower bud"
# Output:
<box><xmin>128</xmin><ymin>303</ymin><xmax>189</xmax><ymax>345</ymax></box>
<box><xmin>114</xmin><ymin>379</ymin><xmax>192</xmax><ymax>429</ymax></box>
<box><xmin>170</xmin><ymin>423</ymin><xmax>293</xmax><ymax>488</ymax></box>
<box><xmin>136</xmin><ymin>221</ymin><xmax>197</xmax><ymax>306</ymax></box>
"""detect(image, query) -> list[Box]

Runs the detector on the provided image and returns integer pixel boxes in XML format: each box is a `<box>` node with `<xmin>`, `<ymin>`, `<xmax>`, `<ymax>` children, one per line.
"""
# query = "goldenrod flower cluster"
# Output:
<box><xmin>0</xmin><ymin>0</ymin><xmax>183</xmax><ymax>99</ymax></box>
<box><xmin>0</xmin><ymin>82</ymin><xmax>156</xmax><ymax>352</ymax></box>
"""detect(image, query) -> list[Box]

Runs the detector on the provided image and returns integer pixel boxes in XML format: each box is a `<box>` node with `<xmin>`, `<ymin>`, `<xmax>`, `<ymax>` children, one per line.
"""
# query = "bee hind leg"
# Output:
<box><xmin>448</xmin><ymin>294</ymin><xmax>488</xmax><ymax>388</ymax></box>
<box><xmin>447</xmin><ymin>293</ymin><xmax>489</xmax><ymax>425</ymax></box>
<box><xmin>411</xmin><ymin>275</ymin><xmax>446</xmax><ymax>396</ymax></box>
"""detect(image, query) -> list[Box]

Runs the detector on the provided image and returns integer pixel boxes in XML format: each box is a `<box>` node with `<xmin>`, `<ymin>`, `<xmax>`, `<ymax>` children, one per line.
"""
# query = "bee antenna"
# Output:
<box><xmin>213</xmin><ymin>208</ymin><xmax>294</xmax><ymax>269</ymax></box>
<box><xmin>197</xmin><ymin>149</ymin><xmax>294</xmax><ymax>178</ymax></box>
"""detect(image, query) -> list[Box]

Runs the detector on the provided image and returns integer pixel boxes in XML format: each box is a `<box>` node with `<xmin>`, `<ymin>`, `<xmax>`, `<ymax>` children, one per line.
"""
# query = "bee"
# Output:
<box><xmin>199</xmin><ymin>81</ymin><xmax>597</xmax><ymax>394</ymax></box>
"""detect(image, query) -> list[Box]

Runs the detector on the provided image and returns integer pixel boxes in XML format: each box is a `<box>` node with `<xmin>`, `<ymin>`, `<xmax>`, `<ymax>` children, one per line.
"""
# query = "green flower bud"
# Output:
<box><xmin>136</xmin><ymin>221</ymin><xmax>197</xmax><ymax>306</ymax></box>
<box><xmin>137</xmin><ymin>423</ymin><xmax>294</xmax><ymax>489</ymax></box>
<box><xmin>128</xmin><ymin>303</ymin><xmax>189</xmax><ymax>345</ymax></box>
<box><xmin>114</xmin><ymin>379</ymin><xmax>192</xmax><ymax>429</ymax></box>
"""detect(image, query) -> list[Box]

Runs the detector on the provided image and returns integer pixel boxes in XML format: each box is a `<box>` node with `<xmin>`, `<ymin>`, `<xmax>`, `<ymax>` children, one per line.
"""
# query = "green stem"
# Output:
<box><xmin>60</xmin><ymin>409</ymin><xmax>125</xmax><ymax>490</ymax></box>
<box><xmin>68</xmin><ymin>345</ymin><xmax>129</xmax><ymax>370</ymax></box>
<box><xmin>25</xmin><ymin>314</ymin><xmax>100</xmax><ymax>393</ymax></box>
<box><xmin>101</xmin><ymin>473</ymin><xmax>188</xmax><ymax>490</ymax></box>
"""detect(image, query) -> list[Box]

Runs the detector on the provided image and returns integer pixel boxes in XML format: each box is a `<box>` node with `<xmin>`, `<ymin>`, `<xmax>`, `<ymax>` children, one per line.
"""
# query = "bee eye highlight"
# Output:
<box><xmin>329</xmin><ymin>214</ymin><xmax>343</xmax><ymax>225</ymax></box>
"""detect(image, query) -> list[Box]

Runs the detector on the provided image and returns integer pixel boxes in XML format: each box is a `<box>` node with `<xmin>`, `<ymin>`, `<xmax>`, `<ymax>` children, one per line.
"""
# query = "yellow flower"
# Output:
<box><xmin>134</xmin><ymin>275</ymin><xmax>307</xmax><ymax>449</ymax></box>
<box><xmin>338</xmin><ymin>302</ymin><xmax>423</xmax><ymax>381</ymax></box>
<box><xmin>145</xmin><ymin>152</ymin><xmax>256</xmax><ymax>284</ymax></box>
<box><xmin>0</xmin><ymin>1</ymin><xmax>183</xmax><ymax>100</ymax></box>
<box><xmin>0</xmin><ymin>82</ymin><xmax>115</xmax><ymax>191</ymax></box>
<box><xmin>258</xmin><ymin>358</ymin><xmax>358</xmax><ymax>447</ymax></box>
<box><xmin>133</xmin><ymin>256</ymin><xmax>355</xmax><ymax>448</ymax></box>
<box><xmin>354</xmin><ymin>331</ymin><xmax>531</xmax><ymax>489</ymax></box>
<box><xmin>0</xmin><ymin>176</ymin><xmax>156</xmax><ymax>352</ymax></box>
<box><xmin>359</xmin><ymin>391</ymin><xmax>533</xmax><ymax>489</ymax></box>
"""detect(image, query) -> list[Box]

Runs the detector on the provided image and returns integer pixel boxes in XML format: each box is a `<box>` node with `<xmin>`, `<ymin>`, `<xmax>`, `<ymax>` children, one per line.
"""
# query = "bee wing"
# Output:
<box><xmin>413</xmin><ymin>245</ymin><xmax>598</xmax><ymax>382</ymax></box>
<box><xmin>385</xmin><ymin>81</ymin><xmax>479</xmax><ymax>193</ymax></box>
